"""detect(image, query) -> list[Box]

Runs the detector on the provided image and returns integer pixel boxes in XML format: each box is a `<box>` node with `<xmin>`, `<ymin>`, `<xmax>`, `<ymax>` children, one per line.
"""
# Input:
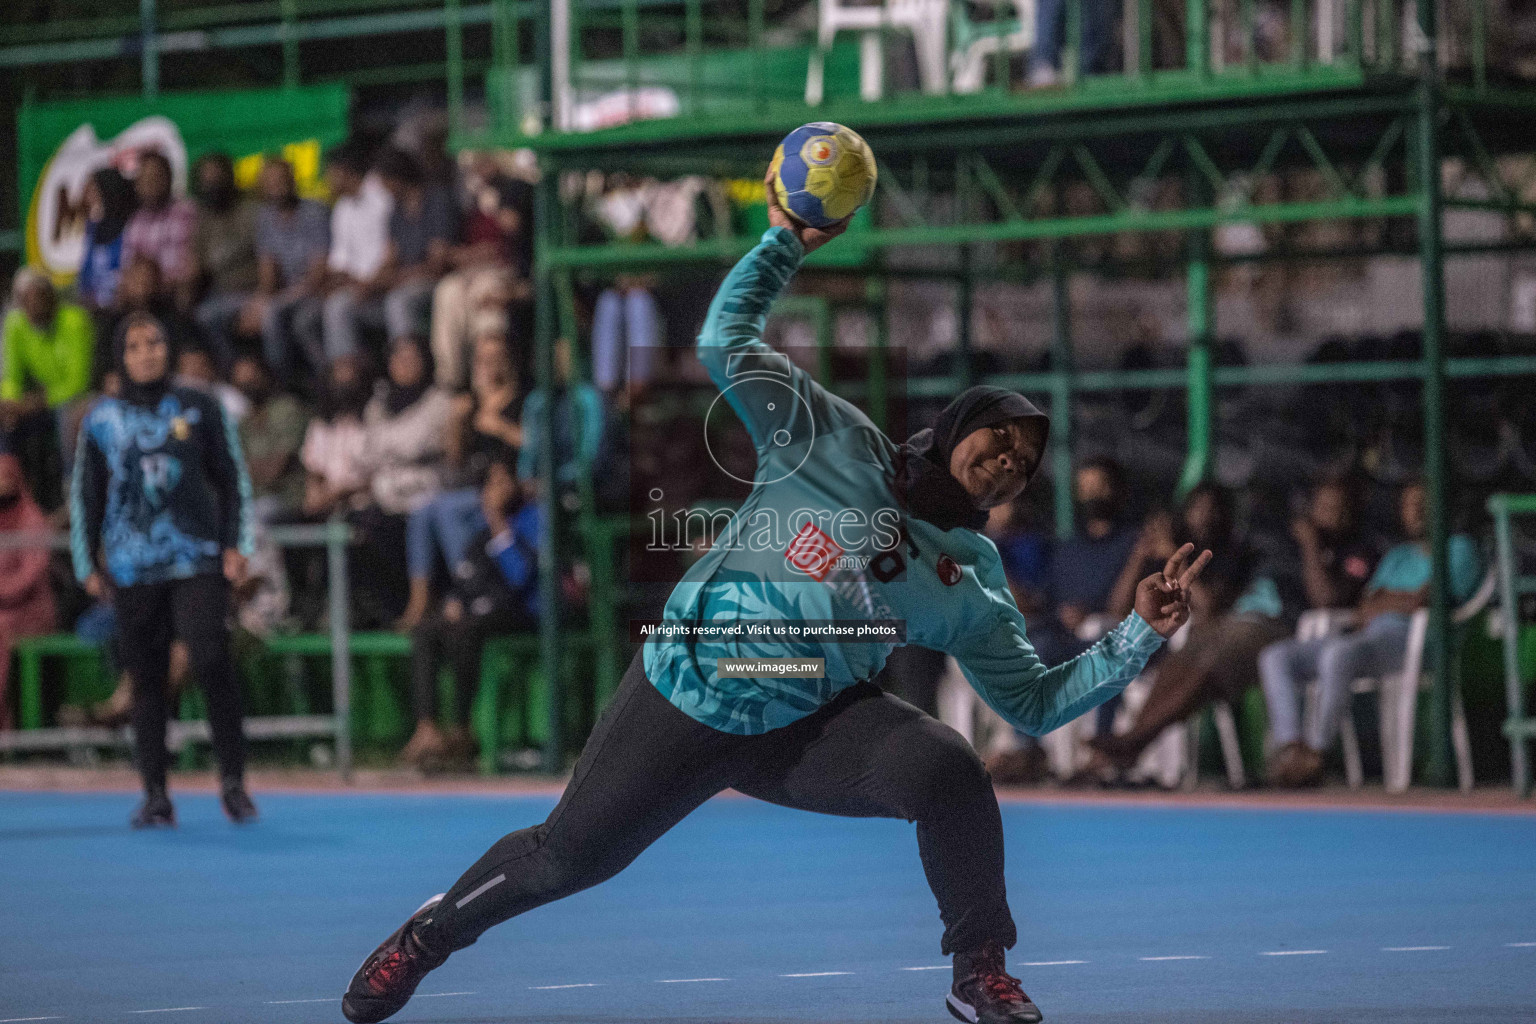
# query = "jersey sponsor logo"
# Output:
<box><xmin>784</xmin><ymin>521</ymin><xmax>844</xmax><ymax>581</ymax></box>
<box><xmin>936</xmin><ymin>553</ymin><xmax>962</xmax><ymax>586</ymax></box>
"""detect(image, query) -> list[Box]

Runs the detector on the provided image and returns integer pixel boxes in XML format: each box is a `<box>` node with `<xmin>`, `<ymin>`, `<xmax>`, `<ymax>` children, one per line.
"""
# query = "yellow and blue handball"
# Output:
<box><xmin>770</xmin><ymin>122</ymin><xmax>877</xmax><ymax>229</ymax></box>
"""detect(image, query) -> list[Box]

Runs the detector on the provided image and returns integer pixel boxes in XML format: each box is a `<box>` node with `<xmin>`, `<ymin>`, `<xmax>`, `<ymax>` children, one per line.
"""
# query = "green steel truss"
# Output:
<box><xmin>495</xmin><ymin>1</ymin><xmax>1535</xmax><ymax>787</ymax></box>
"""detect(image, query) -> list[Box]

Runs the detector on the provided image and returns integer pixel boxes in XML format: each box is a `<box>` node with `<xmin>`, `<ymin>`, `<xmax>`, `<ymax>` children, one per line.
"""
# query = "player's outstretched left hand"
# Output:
<box><xmin>765</xmin><ymin>168</ymin><xmax>849</xmax><ymax>254</ymax></box>
<box><xmin>1134</xmin><ymin>542</ymin><xmax>1213</xmax><ymax>638</ymax></box>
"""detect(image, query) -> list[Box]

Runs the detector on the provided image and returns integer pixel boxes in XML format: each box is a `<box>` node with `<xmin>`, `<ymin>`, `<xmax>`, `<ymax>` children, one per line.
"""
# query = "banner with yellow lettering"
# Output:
<box><xmin>17</xmin><ymin>84</ymin><xmax>349</xmax><ymax>284</ymax></box>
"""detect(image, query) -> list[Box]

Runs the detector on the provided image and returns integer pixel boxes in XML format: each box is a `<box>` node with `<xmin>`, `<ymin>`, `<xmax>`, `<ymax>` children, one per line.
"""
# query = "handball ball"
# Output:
<box><xmin>770</xmin><ymin>122</ymin><xmax>877</xmax><ymax>228</ymax></box>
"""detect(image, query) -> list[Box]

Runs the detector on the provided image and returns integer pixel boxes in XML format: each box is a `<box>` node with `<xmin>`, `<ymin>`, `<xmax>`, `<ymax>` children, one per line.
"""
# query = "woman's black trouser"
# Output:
<box><xmin>415</xmin><ymin>651</ymin><xmax>1016</xmax><ymax>957</ymax></box>
<box><xmin>411</xmin><ymin>610</ymin><xmax>529</xmax><ymax>725</ymax></box>
<box><xmin>116</xmin><ymin>573</ymin><xmax>246</xmax><ymax>791</ymax></box>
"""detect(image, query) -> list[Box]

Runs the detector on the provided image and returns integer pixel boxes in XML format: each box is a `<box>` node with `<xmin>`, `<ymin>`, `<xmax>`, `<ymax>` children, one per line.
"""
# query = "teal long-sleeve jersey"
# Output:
<box><xmin>643</xmin><ymin>227</ymin><xmax>1163</xmax><ymax>736</ymax></box>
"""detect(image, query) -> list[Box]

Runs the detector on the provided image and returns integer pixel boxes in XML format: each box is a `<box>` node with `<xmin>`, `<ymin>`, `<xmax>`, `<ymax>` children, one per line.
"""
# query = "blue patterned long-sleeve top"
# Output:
<box><xmin>71</xmin><ymin>386</ymin><xmax>254</xmax><ymax>587</ymax></box>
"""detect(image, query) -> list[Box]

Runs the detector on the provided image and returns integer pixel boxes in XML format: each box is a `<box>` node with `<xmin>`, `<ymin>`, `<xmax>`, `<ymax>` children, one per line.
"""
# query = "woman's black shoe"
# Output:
<box><xmin>220</xmin><ymin>780</ymin><xmax>259</xmax><ymax>824</ymax></box>
<box><xmin>948</xmin><ymin>941</ymin><xmax>1043</xmax><ymax>1023</ymax></box>
<box><xmin>130</xmin><ymin>789</ymin><xmax>177</xmax><ymax>829</ymax></box>
<box><xmin>342</xmin><ymin>895</ymin><xmax>449</xmax><ymax>1023</ymax></box>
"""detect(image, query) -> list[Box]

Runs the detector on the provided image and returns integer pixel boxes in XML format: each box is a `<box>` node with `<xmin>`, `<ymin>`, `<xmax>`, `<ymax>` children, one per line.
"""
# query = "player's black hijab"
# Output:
<box><xmin>112</xmin><ymin>311</ymin><xmax>179</xmax><ymax>409</ymax></box>
<box><xmin>895</xmin><ymin>385</ymin><xmax>1049</xmax><ymax>532</ymax></box>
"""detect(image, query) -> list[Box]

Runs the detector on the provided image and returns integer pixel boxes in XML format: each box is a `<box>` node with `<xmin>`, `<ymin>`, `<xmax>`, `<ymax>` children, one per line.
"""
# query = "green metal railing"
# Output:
<box><xmin>1489</xmin><ymin>493</ymin><xmax>1536</xmax><ymax>797</ymax></box>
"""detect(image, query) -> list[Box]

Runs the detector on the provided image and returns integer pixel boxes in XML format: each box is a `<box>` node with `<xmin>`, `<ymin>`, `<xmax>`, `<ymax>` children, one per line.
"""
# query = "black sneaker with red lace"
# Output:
<box><xmin>341</xmin><ymin>895</ymin><xmax>450</xmax><ymax>1023</ymax></box>
<box><xmin>948</xmin><ymin>941</ymin><xmax>1043</xmax><ymax>1023</ymax></box>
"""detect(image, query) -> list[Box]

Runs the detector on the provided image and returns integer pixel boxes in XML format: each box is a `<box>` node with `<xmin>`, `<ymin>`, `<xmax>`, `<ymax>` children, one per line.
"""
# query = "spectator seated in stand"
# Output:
<box><xmin>431</xmin><ymin>152</ymin><xmax>532</xmax><ymax>390</ymax></box>
<box><xmin>76</xmin><ymin>167</ymin><xmax>138</xmax><ymax>312</ymax></box>
<box><xmin>1260</xmin><ymin>480</ymin><xmax>1481</xmax><ymax>788</ymax></box>
<box><xmin>231</xmin><ymin>354</ymin><xmax>308</xmax><ymax>522</ymax></box>
<box><xmin>348</xmin><ymin>336</ymin><xmax>452</xmax><ymax>626</ymax></box>
<box><xmin>987</xmin><ymin>458</ymin><xmax>1139</xmax><ymax>783</ymax></box>
<box><xmin>120</xmin><ymin>150</ymin><xmax>197</xmax><ymax>313</ymax></box>
<box><xmin>2</xmin><ymin>269</ymin><xmax>95</xmax><ymax>500</ymax></box>
<box><xmin>188</xmin><ymin>152</ymin><xmax>260</xmax><ymax>369</ymax></box>
<box><xmin>325</xmin><ymin>148</ymin><xmax>455</xmax><ymax>365</ymax></box>
<box><xmin>1082</xmin><ymin>482</ymin><xmax>1288</xmax><ymax>783</ymax></box>
<box><xmin>254</xmin><ymin>156</ymin><xmax>331</xmax><ymax>388</ymax></box>
<box><xmin>175</xmin><ymin>346</ymin><xmax>249</xmax><ymax>425</ymax></box>
<box><xmin>320</xmin><ymin>142</ymin><xmax>393</xmax><ymax>365</ymax></box>
<box><xmin>518</xmin><ymin>337</ymin><xmax>605</xmax><ymax>502</ymax></box>
<box><xmin>294</xmin><ymin>355</ymin><xmax>373</xmax><ymax>626</ymax></box>
<box><xmin>101</xmin><ymin>256</ymin><xmax>203</xmax><ymax>373</ymax></box>
<box><xmin>0</xmin><ymin>453</ymin><xmax>56</xmax><ymax>729</ymax></box>
<box><xmin>399</xmin><ymin>325</ymin><xmax>523</xmax><ymax>629</ymax></box>
<box><xmin>400</xmin><ymin>459</ymin><xmax>540</xmax><ymax>770</ymax></box>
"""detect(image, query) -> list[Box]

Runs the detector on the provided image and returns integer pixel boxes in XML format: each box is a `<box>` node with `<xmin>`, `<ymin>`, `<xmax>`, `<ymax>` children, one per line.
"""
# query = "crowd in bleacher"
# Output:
<box><xmin>0</xmin><ymin>125</ymin><xmax>627</xmax><ymax>771</ymax></box>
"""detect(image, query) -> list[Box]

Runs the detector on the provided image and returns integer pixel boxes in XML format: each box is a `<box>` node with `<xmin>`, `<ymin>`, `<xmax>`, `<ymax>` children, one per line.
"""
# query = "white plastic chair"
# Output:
<box><xmin>949</xmin><ymin>0</ymin><xmax>1035</xmax><ymax>94</ymax></box>
<box><xmin>1296</xmin><ymin>569</ymin><xmax>1496</xmax><ymax>793</ymax></box>
<box><xmin>806</xmin><ymin>0</ymin><xmax>951</xmax><ymax>105</ymax></box>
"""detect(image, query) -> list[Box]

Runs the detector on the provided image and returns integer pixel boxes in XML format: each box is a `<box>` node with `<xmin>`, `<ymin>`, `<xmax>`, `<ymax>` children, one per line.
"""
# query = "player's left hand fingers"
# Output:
<box><xmin>1163</xmin><ymin>542</ymin><xmax>1195</xmax><ymax>582</ymax></box>
<box><xmin>1178</xmin><ymin>547</ymin><xmax>1214</xmax><ymax>588</ymax></box>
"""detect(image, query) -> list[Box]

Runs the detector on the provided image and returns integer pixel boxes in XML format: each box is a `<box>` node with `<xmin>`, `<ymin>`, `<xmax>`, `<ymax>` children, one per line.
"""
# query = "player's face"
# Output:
<box><xmin>123</xmin><ymin>324</ymin><xmax>170</xmax><ymax>384</ymax></box>
<box><xmin>949</xmin><ymin>418</ymin><xmax>1042</xmax><ymax>510</ymax></box>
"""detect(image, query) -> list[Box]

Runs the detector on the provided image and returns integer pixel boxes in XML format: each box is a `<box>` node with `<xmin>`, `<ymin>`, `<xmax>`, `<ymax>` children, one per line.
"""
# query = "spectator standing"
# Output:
<box><xmin>400</xmin><ymin>327</ymin><xmax>522</xmax><ymax>628</ymax></box>
<box><xmin>1260</xmin><ymin>481</ymin><xmax>1481</xmax><ymax>787</ymax></box>
<box><xmin>321</xmin><ymin>143</ymin><xmax>393</xmax><ymax>362</ymax></box>
<box><xmin>518</xmin><ymin>337</ymin><xmax>605</xmax><ymax>495</ymax></box>
<box><xmin>325</xmin><ymin>148</ymin><xmax>454</xmax><ymax>362</ymax></box>
<box><xmin>1030</xmin><ymin>0</ymin><xmax>1119</xmax><ymax>85</ymax></box>
<box><xmin>76</xmin><ymin>167</ymin><xmax>137</xmax><ymax>311</ymax></box>
<box><xmin>189</xmin><ymin>153</ymin><xmax>260</xmax><ymax>368</ymax></box>
<box><xmin>254</xmin><ymin>157</ymin><xmax>331</xmax><ymax>386</ymax></box>
<box><xmin>232</xmin><ymin>354</ymin><xmax>308</xmax><ymax>521</ymax></box>
<box><xmin>402</xmin><ymin>459</ymin><xmax>540</xmax><ymax>769</ymax></box>
<box><xmin>0</xmin><ymin>454</ymin><xmax>56</xmax><ymax>730</ymax></box>
<box><xmin>1083</xmin><ymin>482</ymin><xmax>1287</xmax><ymax>781</ymax></box>
<box><xmin>70</xmin><ymin>312</ymin><xmax>257</xmax><ymax>828</ymax></box>
<box><xmin>121</xmin><ymin>151</ymin><xmax>197</xmax><ymax>302</ymax></box>
<box><xmin>430</xmin><ymin>155</ymin><xmax>531</xmax><ymax>390</ymax></box>
<box><xmin>591</xmin><ymin>276</ymin><xmax>662</xmax><ymax>395</ymax></box>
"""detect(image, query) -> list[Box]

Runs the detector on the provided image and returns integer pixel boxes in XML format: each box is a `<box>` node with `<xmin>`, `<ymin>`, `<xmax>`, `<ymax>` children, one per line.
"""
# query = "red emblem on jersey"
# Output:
<box><xmin>936</xmin><ymin>554</ymin><xmax>962</xmax><ymax>586</ymax></box>
<box><xmin>785</xmin><ymin>521</ymin><xmax>844</xmax><ymax>581</ymax></box>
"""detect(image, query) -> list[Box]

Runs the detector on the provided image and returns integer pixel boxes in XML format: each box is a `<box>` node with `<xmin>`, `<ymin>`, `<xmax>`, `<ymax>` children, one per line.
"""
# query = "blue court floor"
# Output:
<box><xmin>2</xmin><ymin>789</ymin><xmax>1534</xmax><ymax>1024</ymax></box>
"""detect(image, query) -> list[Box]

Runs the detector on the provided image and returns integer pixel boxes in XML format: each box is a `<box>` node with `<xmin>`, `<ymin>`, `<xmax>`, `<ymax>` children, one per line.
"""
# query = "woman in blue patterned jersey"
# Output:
<box><xmin>342</xmin><ymin>171</ymin><xmax>1213</xmax><ymax>1024</ymax></box>
<box><xmin>71</xmin><ymin>311</ymin><xmax>257</xmax><ymax>828</ymax></box>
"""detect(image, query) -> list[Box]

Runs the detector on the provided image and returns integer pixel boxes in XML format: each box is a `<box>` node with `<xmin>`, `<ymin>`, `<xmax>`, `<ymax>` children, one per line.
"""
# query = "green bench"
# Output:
<box><xmin>13</xmin><ymin>633</ymin><xmax>113</xmax><ymax>731</ymax></box>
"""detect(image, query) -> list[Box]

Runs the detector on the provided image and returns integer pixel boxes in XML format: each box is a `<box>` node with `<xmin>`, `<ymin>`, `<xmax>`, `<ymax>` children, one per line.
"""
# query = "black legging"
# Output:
<box><xmin>115</xmin><ymin>572</ymin><xmax>245</xmax><ymax>791</ymax></box>
<box><xmin>415</xmin><ymin>651</ymin><xmax>1015</xmax><ymax>957</ymax></box>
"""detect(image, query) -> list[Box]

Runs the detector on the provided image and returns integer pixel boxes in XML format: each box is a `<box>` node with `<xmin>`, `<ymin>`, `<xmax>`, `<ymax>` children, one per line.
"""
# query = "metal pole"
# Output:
<box><xmin>1490</xmin><ymin>498</ymin><xmax>1529</xmax><ymax>796</ymax></box>
<box><xmin>280</xmin><ymin>0</ymin><xmax>299</xmax><ymax>87</ymax></box>
<box><xmin>1050</xmin><ymin>249</ymin><xmax>1075</xmax><ymax>540</ymax></box>
<box><xmin>1413</xmin><ymin>0</ymin><xmax>1449</xmax><ymax>792</ymax></box>
<box><xmin>326</xmin><ymin>517</ymin><xmax>353</xmax><ymax>781</ymax></box>
<box><xmin>533</xmin><ymin>171</ymin><xmax>563</xmax><ymax>775</ymax></box>
<box><xmin>1186</xmin><ymin>0</ymin><xmax>1209</xmax><ymax>77</ymax></box>
<box><xmin>1179</xmin><ymin>214</ymin><xmax>1214</xmax><ymax>496</ymax></box>
<box><xmin>140</xmin><ymin>0</ymin><xmax>158</xmax><ymax>99</ymax></box>
<box><xmin>1416</xmin><ymin>0</ymin><xmax>1452</xmax><ymax>788</ymax></box>
<box><xmin>446</xmin><ymin>0</ymin><xmax>464</xmax><ymax>138</ymax></box>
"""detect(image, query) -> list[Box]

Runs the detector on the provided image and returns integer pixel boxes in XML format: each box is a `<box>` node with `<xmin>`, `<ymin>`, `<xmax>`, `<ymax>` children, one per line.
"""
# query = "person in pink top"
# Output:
<box><xmin>0</xmin><ymin>453</ymin><xmax>56</xmax><ymax>729</ymax></box>
<box><xmin>121</xmin><ymin>151</ymin><xmax>198</xmax><ymax>300</ymax></box>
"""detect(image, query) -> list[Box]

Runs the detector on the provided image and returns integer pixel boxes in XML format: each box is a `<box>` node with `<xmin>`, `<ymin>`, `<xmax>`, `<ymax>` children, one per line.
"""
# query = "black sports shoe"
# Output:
<box><xmin>220</xmin><ymin>780</ymin><xmax>259</xmax><ymax>824</ymax></box>
<box><xmin>130</xmin><ymin>789</ymin><xmax>176</xmax><ymax>829</ymax></box>
<box><xmin>342</xmin><ymin>895</ymin><xmax>449</xmax><ymax>1023</ymax></box>
<box><xmin>948</xmin><ymin>941</ymin><xmax>1043</xmax><ymax>1023</ymax></box>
